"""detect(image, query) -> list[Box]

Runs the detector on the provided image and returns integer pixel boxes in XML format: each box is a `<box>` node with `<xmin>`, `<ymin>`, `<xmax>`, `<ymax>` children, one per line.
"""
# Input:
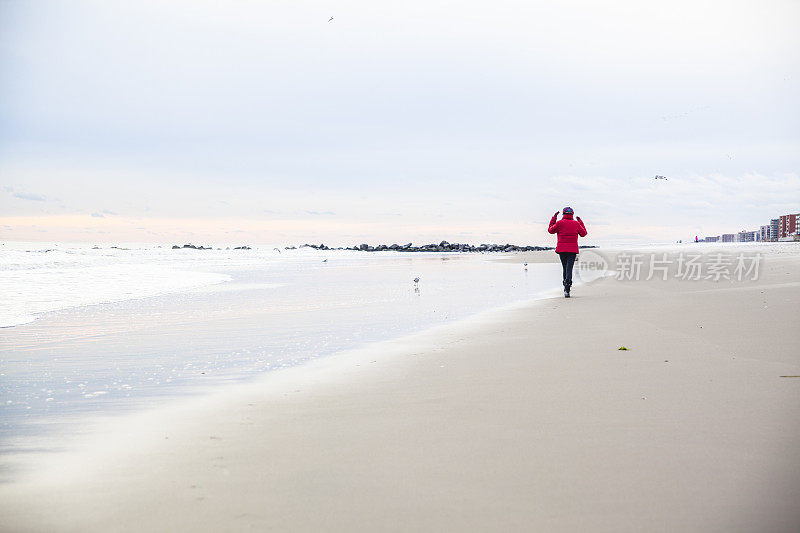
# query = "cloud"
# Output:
<box><xmin>13</xmin><ymin>192</ymin><xmax>46</xmax><ymax>201</ymax></box>
<box><xmin>0</xmin><ymin>1</ymin><xmax>796</xmax><ymax>244</ymax></box>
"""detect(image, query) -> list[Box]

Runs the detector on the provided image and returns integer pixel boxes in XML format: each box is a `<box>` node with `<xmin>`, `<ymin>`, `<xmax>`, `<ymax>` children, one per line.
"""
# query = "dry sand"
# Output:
<box><xmin>1</xmin><ymin>246</ymin><xmax>799</xmax><ymax>532</ymax></box>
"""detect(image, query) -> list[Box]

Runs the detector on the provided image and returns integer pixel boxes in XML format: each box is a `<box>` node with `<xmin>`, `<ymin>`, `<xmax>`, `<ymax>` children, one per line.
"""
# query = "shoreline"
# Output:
<box><xmin>0</xmin><ymin>278</ymin><xmax>568</xmax><ymax>483</ymax></box>
<box><xmin>0</xmin><ymin>252</ymin><xmax>565</xmax><ymax>479</ymax></box>
<box><xmin>1</xmin><ymin>246</ymin><xmax>799</xmax><ymax>532</ymax></box>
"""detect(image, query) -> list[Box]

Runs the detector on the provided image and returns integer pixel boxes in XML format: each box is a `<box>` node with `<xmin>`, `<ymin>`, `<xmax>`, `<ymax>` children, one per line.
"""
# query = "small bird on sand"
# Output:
<box><xmin>322</xmin><ymin>259</ymin><xmax>328</xmax><ymax>262</ymax></box>
<box><xmin>413</xmin><ymin>277</ymin><xmax>420</xmax><ymax>284</ymax></box>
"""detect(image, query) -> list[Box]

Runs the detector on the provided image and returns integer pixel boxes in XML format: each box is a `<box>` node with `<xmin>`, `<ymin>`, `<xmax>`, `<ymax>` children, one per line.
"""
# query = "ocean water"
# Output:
<box><xmin>0</xmin><ymin>244</ymin><xmax>231</xmax><ymax>328</ymax></box>
<box><xmin>0</xmin><ymin>242</ymin><xmax>563</xmax><ymax>459</ymax></box>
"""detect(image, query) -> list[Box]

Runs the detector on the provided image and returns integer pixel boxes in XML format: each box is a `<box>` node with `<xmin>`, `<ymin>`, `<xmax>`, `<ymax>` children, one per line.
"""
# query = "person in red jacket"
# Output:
<box><xmin>548</xmin><ymin>206</ymin><xmax>587</xmax><ymax>298</ymax></box>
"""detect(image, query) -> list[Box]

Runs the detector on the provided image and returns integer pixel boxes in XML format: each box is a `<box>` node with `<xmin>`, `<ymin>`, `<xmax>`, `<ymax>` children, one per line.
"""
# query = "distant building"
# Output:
<box><xmin>704</xmin><ymin>236</ymin><xmax>719</xmax><ymax>242</ymax></box>
<box><xmin>770</xmin><ymin>219</ymin><xmax>779</xmax><ymax>241</ymax></box>
<box><xmin>778</xmin><ymin>213</ymin><xmax>799</xmax><ymax>239</ymax></box>
<box><xmin>759</xmin><ymin>225</ymin><xmax>770</xmax><ymax>242</ymax></box>
<box><xmin>721</xmin><ymin>234</ymin><xmax>735</xmax><ymax>243</ymax></box>
<box><xmin>737</xmin><ymin>230</ymin><xmax>756</xmax><ymax>242</ymax></box>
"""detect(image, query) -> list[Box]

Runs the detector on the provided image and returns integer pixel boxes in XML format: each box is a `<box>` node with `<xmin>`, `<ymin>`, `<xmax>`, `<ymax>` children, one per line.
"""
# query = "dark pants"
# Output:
<box><xmin>558</xmin><ymin>252</ymin><xmax>577</xmax><ymax>287</ymax></box>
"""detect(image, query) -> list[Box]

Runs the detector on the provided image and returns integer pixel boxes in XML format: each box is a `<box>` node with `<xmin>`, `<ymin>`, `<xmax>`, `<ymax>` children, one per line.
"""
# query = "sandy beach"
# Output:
<box><xmin>1</xmin><ymin>245</ymin><xmax>799</xmax><ymax>532</ymax></box>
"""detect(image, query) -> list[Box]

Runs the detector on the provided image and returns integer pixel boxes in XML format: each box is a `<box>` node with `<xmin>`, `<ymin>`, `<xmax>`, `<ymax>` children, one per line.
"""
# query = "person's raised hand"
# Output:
<box><xmin>554</xmin><ymin>211</ymin><xmax>560</xmax><ymax>217</ymax></box>
<box><xmin>576</xmin><ymin>216</ymin><xmax>582</xmax><ymax>221</ymax></box>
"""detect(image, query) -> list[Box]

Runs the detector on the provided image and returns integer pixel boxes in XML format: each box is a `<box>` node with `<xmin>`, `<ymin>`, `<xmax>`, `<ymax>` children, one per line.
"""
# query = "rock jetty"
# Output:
<box><xmin>172</xmin><ymin>241</ymin><xmax>585</xmax><ymax>253</ymax></box>
<box><xmin>295</xmin><ymin>241</ymin><xmax>554</xmax><ymax>252</ymax></box>
<box><xmin>172</xmin><ymin>244</ymin><xmax>250</xmax><ymax>250</ymax></box>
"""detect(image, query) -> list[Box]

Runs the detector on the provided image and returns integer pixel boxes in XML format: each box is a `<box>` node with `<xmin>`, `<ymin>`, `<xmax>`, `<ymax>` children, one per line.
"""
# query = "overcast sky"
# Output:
<box><xmin>1</xmin><ymin>0</ymin><xmax>798</xmax><ymax>245</ymax></box>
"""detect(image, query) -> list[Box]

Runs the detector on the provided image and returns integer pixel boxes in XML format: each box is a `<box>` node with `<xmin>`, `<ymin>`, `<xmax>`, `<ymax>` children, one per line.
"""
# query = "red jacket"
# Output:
<box><xmin>548</xmin><ymin>213</ymin><xmax>587</xmax><ymax>253</ymax></box>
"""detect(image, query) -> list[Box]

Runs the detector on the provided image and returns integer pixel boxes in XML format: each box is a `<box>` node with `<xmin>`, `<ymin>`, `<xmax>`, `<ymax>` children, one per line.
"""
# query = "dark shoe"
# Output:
<box><xmin>564</xmin><ymin>288</ymin><xmax>570</xmax><ymax>298</ymax></box>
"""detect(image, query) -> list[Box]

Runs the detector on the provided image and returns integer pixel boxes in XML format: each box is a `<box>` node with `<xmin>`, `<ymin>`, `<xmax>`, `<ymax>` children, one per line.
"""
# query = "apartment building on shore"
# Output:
<box><xmin>703</xmin><ymin>213</ymin><xmax>799</xmax><ymax>243</ymax></box>
<box><xmin>778</xmin><ymin>213</ymin><xmax>799</xmax><ymax>240</ymax></box>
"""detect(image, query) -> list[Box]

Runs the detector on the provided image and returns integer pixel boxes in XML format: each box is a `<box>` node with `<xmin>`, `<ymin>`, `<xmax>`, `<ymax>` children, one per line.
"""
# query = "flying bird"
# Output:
<box><xmin>328</xmin><ymin>16</ymin><xmax>334</xmax><ymax>22</ymax></box>
<box><xmin>654</xmin><ymin>175</ymin><xmax>668</xmax><ymax>180</ymax></box>
<box><xmin>413</xmin><ymin>277</ymin><xmax>420</xmax><ymax>284</ymax></box>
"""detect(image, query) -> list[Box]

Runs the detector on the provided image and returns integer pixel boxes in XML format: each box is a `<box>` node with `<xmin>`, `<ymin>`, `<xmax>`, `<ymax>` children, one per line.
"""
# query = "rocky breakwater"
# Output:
<box><xmin>171</xmin><ymin>244</ymin><xmax>251</xmax><ymax>250</ymax></box>
<box><xmin>298</xmin><ymin>241</ymin><xmax>554</xmax><ymax>253</ymax></box>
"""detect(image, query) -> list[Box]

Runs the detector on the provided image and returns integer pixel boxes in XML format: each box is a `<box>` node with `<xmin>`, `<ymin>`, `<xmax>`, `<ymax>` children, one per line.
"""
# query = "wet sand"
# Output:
<box><xmin>1</xmin><ymin>246</ymin><xmax>799</xmax><ymax>532</ymax></box>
